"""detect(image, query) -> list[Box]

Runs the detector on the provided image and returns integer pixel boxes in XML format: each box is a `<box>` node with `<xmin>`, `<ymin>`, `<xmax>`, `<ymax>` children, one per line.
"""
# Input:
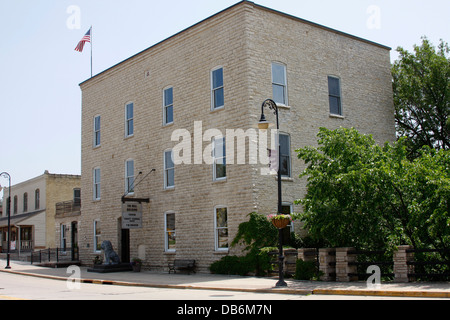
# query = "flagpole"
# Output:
<box><xmin>90</xmin><ymin>26</ymin><xmax>93</xmax><ymax>78</ymax></box>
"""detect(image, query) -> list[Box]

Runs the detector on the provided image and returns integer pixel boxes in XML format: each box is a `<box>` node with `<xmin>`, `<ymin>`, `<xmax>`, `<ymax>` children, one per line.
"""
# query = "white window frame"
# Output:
<box><xmin>279</xmin><ymin>133</ymin><xmax>291</xmax><ymax>178</ymax></box>
<box><xmin>164</xmin><ymin>150</ymin><xmax>175</xmax><ymax>189</ymax></box>
<box><xmin>93</xmin><ymin>115</ymin><xmax>101</xmax><ymax>147</ymax></box>
<box><xmin>282</xmin><ymin>203</ymin><xmax>294</xmax><ymax>233</ymax></box>
<box><xmin>214</xmin><ymin>206</ymin><xmax>229</xmax><ymax>252</ymax></box>
<box><xmin>328</xmin><ymin>76</ymin><xmax>343</xmax><ymax>116</ymax></box>
<box><xmin>213</xmin><ymin>136</ymin><xmax>226</xmax><ymax>181</ymax></box>
<box><xmin>60</xmin><ymin>224</ymin><xmax>67</xmax><ymax>252</ymax></box>
<box><xmin>93</xmin><ymin>167</ymin><xmax>101</xmax><ymax>200</ymax></box>
<box><xmin>163</xmin><ymin>86</ymin><xmax>174</xmax><ymax>126</ymax></box>
<box><xmin>271</xmin><ymin>62</ymin><xmax>288</xmax><ymax>106</ymax></box>
<box><xmin>125</xmin><ymin>159</ymin><xmax>135</xmax><ymax>195</ymax></box>
<box><xmin>211</xmin><ymin>67</ymin><xmax>224</xmax><ymax>110</ymax></box>
<box><xmin>125</xmin><ymin>102</ymin><xmax>134</xmax><ymax>138</ymax></box>
<box><xmin>164</xmin><ymin>211</ymin><xmax>176</xmax><ymax>253</ymax></box>
<box><xmin>93</xmin><ymin>220</ymin><xmax>101</xmax><ymax>253</ymax></box>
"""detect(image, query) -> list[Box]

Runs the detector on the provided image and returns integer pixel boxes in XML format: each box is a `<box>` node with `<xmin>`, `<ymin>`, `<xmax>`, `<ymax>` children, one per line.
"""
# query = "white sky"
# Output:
<box><xmin>0</xmin><ymin>0</ymin><xmax>449</xmax><ymax>191</ymax></box>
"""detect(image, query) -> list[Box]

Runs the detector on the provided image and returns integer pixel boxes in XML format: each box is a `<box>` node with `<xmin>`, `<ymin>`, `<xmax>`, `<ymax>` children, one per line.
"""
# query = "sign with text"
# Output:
<box><xmin>122</xmin><ymin>202</ymin><xmax>143</xmax><ymax>229</ymax></box>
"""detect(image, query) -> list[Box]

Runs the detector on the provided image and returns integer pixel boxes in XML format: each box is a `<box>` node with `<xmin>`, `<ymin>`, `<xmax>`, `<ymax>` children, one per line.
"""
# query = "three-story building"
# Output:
<box><xmin>79</xmin><ymin>1</ymin><xmax>394</xmax><ymax>271</ymax></box>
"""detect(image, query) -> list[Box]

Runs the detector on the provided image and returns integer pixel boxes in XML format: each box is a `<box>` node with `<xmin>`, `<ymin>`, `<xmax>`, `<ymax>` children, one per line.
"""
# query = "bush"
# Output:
<box><xmin>209</xmin><ymin>256</ymin><xmax>251</xmax><ymax>276</ymax></box>
<box><xmin>294</xmin><ymin>259</ymin><xmax>320</xmax><ymax>281</ymax></box>
<box><xmin>209</xmin><ymin>250</ymin><xmax>273</xmax><ymax>277</ymax></box>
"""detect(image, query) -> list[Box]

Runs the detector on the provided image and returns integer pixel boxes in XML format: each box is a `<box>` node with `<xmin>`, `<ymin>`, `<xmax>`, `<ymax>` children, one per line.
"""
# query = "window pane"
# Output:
<box><xmin>217</xmin><ymin>228</ymin><xmax>229</xmax><ymax>249</ymax></box>
<box><xmin>166</xmin><ymin>213</ymin><xmax>176</xmax><ymax>251</ymax></box>
<box><xmin>166</xmin><ymin>169</ymin><xmax>174</xmax><ymax>187</ymax></box>
<box><xmin>165</xmin><ymin>151</ymin><xmax>174</xmax><ymax>168</ymax></box>
<box><xmin>126</xmin><ymin>160</ymin><xmax>134</xmax><ymax>177</ymax></box>
<box><xmin>94</xmin><ymin>116</ymin><xmax>100</xmax><ymax>130</ymax></box>
<box><xmin>328</xmin><ymin>77</ymin><xmax>340</xmax><ymax>96</ymax></box>
<box><xmin>214</xmin><ymin>138</ymin><xmax>225</xmax><ymax>158</ymax></box>
<box><xmin>273</xmin><ymin>84</ymin><xmax>286</xmax><ymax>105</ymax></box>
<box><xmin>126</xmin><ymin>103</ymin><xmax>133</xmax><ymax>119</ymax></box>
<box><xmin>215</xmin><ymin>161</ymin><xmax>226</xmax><ymax>179</ymax></box>
<box><xmin>280</xmin><ymin>155</ymin><xmax>290</xmax><ymax>177</ymax></box>
<box><xmin>279</xmin><ymin>134</ymin><xmax>289</xmax><ymax>155</ymax></box>
<box><xmin>165</xmin><ymin>105</ymin><xmax>173</xmax><ymax>124</ymax></box>
<box><xmin>272</xmin><ymin>63</ymin><xmax>286</xmax><ymax>85</ymax></box>
<box><xmin>279</xmin><ymin>134</ymin><xmax>291</xmax><ymax>177</ymax></box>
<box><xmin>215</xmin><ymin>207</ymin><xmax>228</xmax><ymax>250</ymax></box>
<box><xmin>329</xmin><ymin>96</ymin><xmax>341</xmax><ymax>115</ymax></box>
<box><xmin>164</xmin><ymin>88</ymin><xmax>173</xmax><ymax>106</ymax></box>
<box><xmin>216</xmin><ymin>208</ymin><xmax>227</xmax><ymax>228</ymax></box>
<box><xmin>212</xmin><ymin>68</ymin><xmax>223</xmax><ymax>88</ymax></box>
<box><xmin>214</xmin><ymin>87</ymin><xmax>224</xmax><ymax>108</ymax></box>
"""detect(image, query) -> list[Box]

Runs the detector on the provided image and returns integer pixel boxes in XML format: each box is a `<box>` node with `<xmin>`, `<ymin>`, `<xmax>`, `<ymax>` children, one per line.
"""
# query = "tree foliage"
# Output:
<box><xmin>392</xmin><ymin>37</ymin><xmax>450</xmax><ymax>157</ymax></box>
<box><xmin>295</xmin><ymin>127</ymin><xmax>450</xmax><ymax>257</ymax></box>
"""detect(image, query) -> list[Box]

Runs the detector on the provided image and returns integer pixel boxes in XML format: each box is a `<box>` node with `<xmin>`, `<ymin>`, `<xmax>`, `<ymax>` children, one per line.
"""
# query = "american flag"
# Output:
<box><xmin>75</xmin><ymin>28</ymin><xmax>91</xmax><ymax>52</ymax></box>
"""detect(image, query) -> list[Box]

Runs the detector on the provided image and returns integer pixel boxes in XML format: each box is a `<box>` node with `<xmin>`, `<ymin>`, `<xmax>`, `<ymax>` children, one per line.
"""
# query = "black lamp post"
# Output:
<box><xmin>258</xmin><ymin>99</ymin><xmax>287</xmax><ymax>287</ymax></box>
<box><xmin>1</xmin><ymin>172</ymin><xmax>11</xmax><ymax>269</ymax></box>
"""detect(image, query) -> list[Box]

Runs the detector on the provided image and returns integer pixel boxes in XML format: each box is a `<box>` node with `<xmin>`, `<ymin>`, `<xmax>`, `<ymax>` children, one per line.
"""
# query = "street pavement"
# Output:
<box><xmin>1</xmin><ymin>260</ymin><xmax>449</xmax><ymax>299</ymax></box>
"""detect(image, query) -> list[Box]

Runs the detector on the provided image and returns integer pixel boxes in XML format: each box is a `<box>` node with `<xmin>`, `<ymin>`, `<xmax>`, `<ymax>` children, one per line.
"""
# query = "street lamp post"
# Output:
<box><xmin>258</xmin><ymin>99</ymin><xmax>287</xmax><ymax>287</ymax></box>
<box><xmin>0</xmin><ymin>172</ymin><xmax>11</xmax><ymax>269</ymax></box>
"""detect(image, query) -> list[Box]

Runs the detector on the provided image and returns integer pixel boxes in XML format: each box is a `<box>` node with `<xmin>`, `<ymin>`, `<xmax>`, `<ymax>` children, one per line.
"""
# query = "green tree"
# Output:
<box><xmin>392</xmin><ymin>37</ymin><xmax>450</xmax><ymax>157</ymax></box>
<box><xmin>295</xmin><ymin>127</ymin><xmax>449</xmax><ymax>258</ymax></box>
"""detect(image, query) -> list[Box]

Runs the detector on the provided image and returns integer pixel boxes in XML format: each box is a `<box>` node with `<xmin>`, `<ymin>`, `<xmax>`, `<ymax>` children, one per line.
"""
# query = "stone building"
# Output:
<box><xmin>79</xmin><ymin>1</ymin><xmax>394</xmax><ymax>271</ymax></box>
<box><xmin>0</xmin><ymin>171</ymin><xmax>81</xmax><ymax>255</ymax></box>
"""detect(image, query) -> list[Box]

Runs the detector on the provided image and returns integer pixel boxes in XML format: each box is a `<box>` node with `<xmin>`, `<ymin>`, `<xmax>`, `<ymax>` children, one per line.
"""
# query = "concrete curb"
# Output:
<box><xmin>312</xmin><ymin>289</ymin><xmax>450</xmax><ymax>299</ymax></box>
<box><xmin>1</xmin><ymin>268</ymin><xmax>449</xmax><ymax>299</ymax></box>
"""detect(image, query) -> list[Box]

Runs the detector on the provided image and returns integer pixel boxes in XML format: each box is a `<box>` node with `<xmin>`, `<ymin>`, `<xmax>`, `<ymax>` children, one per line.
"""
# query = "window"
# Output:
<box><xmin>213</xmin><ymin>137</ymin><xmax>226</xmax><ymax>181</ymax></box>
<box><xmin>214</xmin><ymin>207</ymin><xmax>228</xmax><ymax>251</ymax></box>
<box><xmin>279</xmin><ymin>134</ymin><xmax>291</xmax><ymax>177</ymax></box>
<box><xmin>211</xmin><ymin>67</ymin><xmax>224</xmax><ymax>110</ymax></box>
<box><xmin>125</xmin><ymin>159</ymin><xmax>135</xmax><ymax>194</ymax></box>
<box><xmin>281</xmin><ymin>203</ymin><xmax>294</xmax><ymax>232</ymax></box>
<box><xmin>164</xmin><ymin>212</ymin><xmax>176</xmax><ymax>252</ymax></box>
<box><xmin>272</xmin><ymin>62</ymin><xmax>287</xmax><ymax>105</ymax></box>
<box><xmin>328</xmin><ymin>76</ymin><xmax>342</xmax><ymax>115</ymax></box>
<box><xmin>93</xmin><ymin>168</ymin><xmax>101</xmax><ymax>200</ymax></box>
<box><xmin>13</xmin><ymin>196</ymin><xmax>17</xmax><ymax>214</ymax></box>
<box><xmin>164</xmin><ymin>150</ymin><xmax>175</xmax><ymax>189</ymax></box>
<box><xmin>125</xmin><ymin>102</ymin><xmax>134</xmax><ymax>137</ymax></box>
<box><xmin>35</xmin><ymin>189</ymin><xmax>40</xmax><ymax>210</ymax></box>
<box><xmin>23</xmin><ymin>193</ymin><xmax>28</xmax><ymax>212</ymax></box>
<box><xmin>163</xmin><ymin>87</ymin><xmax>174</xmax><ymax>125</ymax></box>
<box><xmin>281</xmin><ymin>203</ymin><xmax>294</xmax><ymax>244</ymax></box>
<box><xmin>94</xmin><ymin>220</ymin><xmax>101</xmax><ymax>252</ymax></box>
<box><xmin>73</xmin><ymin>188</ymin><xmax>81</xmax><ymax>206</ymax></box>
<box><xmin>94</xmin><ymin>115</ymin><xmax>101</xmax><ymax>147</ymax></box>
<box><xmin>60</xmin><ymin>224</ymin><xmax>67</xmax><ymax>252</ymax></box>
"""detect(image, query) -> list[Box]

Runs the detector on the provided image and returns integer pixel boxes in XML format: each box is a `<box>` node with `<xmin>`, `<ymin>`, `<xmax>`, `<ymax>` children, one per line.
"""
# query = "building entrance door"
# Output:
<box><xmin>121</xmin><ymin>228</ymin><xmax>130</xmax><ymax>263</ymax></box>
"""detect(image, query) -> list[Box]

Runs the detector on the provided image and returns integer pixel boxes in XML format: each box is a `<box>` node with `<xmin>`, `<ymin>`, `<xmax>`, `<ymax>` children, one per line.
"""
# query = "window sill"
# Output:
<box><xmin>329</xmin><ymin>113</ymin><xmax>344</xmax><ymax>119</ymax></box>
<box><xmin>164</xmin><ymin>186</ymin><xmax>175</xmax><ymax>191</ymax></box>
<box><xmin>210</xmin><ymin>106</ymin><xmax>225</xmax><ymax>113</ymax></box>
<box><xmin>214</xmin><ymin>250</ymin><xmax>229</xmax><ymax>255</ymax></box>
<box><xmin>277</xmin><ymin>104</ymin><xmax>291</xmax><ymax>110</ymax></box>
<box><xmin>213</xmin><ymin>177</ymin><xmax>227</xmax><ymax>184</ymax></box>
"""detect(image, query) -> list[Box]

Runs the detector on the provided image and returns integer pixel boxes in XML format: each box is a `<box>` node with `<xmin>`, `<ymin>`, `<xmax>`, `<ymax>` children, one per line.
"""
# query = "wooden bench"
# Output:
<box><xmin>168</xmin><ymin>259</ymin><xmax>196</xmax><ymax>274</ymax></box>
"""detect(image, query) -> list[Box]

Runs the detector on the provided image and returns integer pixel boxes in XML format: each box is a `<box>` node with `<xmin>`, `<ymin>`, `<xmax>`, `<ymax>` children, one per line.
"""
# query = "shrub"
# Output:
<box><xmin>294</xmin><ymin>259</ymin><xmax>320</xmax><ymax>281</ymax></box>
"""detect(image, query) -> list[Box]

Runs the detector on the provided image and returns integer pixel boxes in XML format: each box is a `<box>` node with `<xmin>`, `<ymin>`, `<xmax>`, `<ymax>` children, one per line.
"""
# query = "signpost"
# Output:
<box><xmin>122</xmin><ymin>202</ymin><xmax>143</xmax><ymax>229</ymax></box>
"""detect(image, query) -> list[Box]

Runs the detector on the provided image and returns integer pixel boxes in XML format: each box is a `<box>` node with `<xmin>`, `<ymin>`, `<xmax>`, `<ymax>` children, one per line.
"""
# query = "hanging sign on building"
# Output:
<box><xmin>122</xmin><ymin>202</ymin><xmax>143</xmax><ymax>229</ymax></box>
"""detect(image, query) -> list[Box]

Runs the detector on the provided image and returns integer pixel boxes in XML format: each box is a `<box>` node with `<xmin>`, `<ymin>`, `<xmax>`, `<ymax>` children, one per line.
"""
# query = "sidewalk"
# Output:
<box><xmin>1</xmin><ymin>260</ymin><xmax>449</xmax><ymax>299</ymax></box>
